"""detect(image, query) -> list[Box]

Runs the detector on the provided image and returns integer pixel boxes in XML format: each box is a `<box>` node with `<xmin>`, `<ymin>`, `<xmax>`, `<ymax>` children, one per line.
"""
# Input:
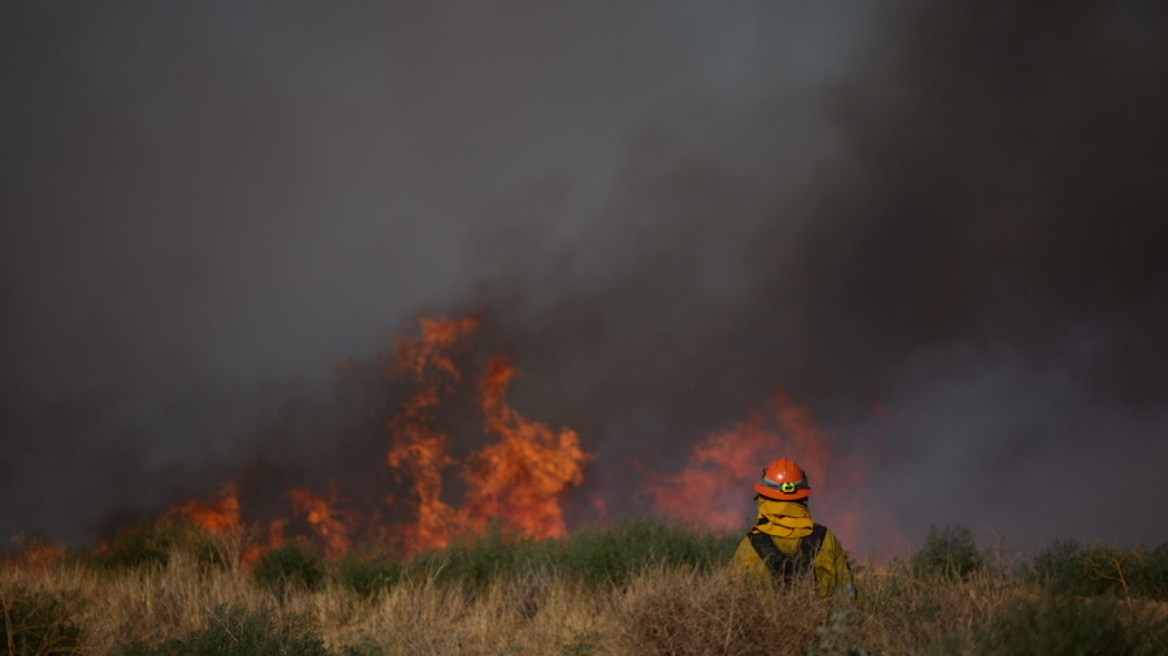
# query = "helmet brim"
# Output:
<box><xmin>753</xmin><ymin>482</ymin><xmax>812</xmax><ymax>500</ymax></box>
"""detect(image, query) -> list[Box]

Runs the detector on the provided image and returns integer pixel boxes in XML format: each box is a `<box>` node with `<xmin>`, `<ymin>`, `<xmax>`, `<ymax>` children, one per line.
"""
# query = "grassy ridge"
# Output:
<box><xmin>3</xmin><ymin>519</ymin><xmax>1168</xmax><ymax>655</ymax></box>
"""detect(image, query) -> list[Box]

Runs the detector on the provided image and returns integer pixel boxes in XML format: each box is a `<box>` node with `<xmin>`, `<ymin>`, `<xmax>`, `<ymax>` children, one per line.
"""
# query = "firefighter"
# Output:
<box><xmin>731</xmin><ymin>458</ymin><xmax>856</xmax><ymax>597</ymax></box>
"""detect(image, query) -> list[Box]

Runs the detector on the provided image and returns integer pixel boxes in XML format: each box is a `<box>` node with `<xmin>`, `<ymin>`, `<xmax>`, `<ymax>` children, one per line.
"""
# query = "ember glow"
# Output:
<box><xmin>11</xmin><ymin>539</ymin><xmax>65</xmax><ymax>576</ymax></box>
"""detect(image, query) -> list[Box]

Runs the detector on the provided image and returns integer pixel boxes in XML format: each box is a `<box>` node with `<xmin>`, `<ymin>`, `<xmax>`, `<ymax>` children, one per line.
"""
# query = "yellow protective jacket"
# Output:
<box><xmin>731</xmin><ymin>499</ymin><xmax>855</xmax><ymax>597</ymax></box>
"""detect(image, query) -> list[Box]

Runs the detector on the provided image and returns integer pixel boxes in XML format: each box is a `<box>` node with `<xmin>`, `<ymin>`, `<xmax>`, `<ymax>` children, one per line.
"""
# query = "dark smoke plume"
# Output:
<box><xmin>456</xmin><ymin>0</ymin><xmax>1168</xmax><ymax>551</ymax></box>
<box><xmin>2</xmin><ymin>0</ymin><xmax>1166</xmax><ymax>555</ymax></box>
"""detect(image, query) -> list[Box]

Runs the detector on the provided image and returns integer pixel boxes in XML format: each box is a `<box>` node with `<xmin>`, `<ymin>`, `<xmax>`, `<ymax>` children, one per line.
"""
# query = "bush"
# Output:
<box><xmin>558</xmin><ymin>516</ymin><xmax>738</xmax><ymax>587</ymax></box>
<box><xmin>335</xmin><ymin>554</ymin><xmax>402</xmax><ymax>597</ymax></box>
<box><xmin>116</xmin><ymin>604</ymin><xmax>330</xmax><ymax>656</ymax></box>
<box><xmin>403</xmin><ymin>516</ymin><xmax>737</xmax><ymax>592</ymax></box>
<box><xmin>252</xmin><ymin>542</ymin><xmax>324</xmax><ymax>597</ymax></box>
<box><xmin>910</xmin><ymin>525</ymin><xmax>983</xmax><ymax>579</ymax></box>
<box><xmin>0</xmin><ymin>584</ymin><xmax>84</xmax><ymax>656</ymax></box>
<box><xmin>96</xmin><ymin>521</ymin><xmax>224</xmax><ymax>571</ymax></box>
<box><xmin>1132</xmin><ymin>543</ymin><xmax>1168</xmax><ymax>601</ymax></box>
<box><xmin>410</xmin><ymin>522</ymin><xmax>553</xmax><ymax>592</ymax></box>
<box><xmin>1032</xmin><ymin>539</ymin><xmax>1103</xmax><ymax>597</ymax></box>
<box><xmin>971</xmin><ymin>596</ymin><xmax>1168</xmax><ymax>656</ymax></box>
<box><xmin>615</xmin><ymin>567</ymin><xmax>828</xmax><ymax>656</ymax></box>
<box><xmin>1031</xmin><ymin>540</ymin><xmax>1165</xmax><ymax>600</ymax></box>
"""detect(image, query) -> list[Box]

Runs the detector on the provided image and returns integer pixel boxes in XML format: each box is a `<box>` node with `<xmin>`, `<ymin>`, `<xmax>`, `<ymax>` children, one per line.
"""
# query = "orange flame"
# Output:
<box><xmin>462</xmin><ymin>356</ymin><xmax>590</xmax><ymax>539</ymax></box>
<box><xmin>384</xmin><ymin>315</ymin><xmax>479</xmax><ymax>553</ymax></box>
<box><xmin>159</xmin><ymin>315</ymin><xmax>513</xmax><ymax>561</ymax></box>
<box><xmin>391</xmin><ymin>315</ymin><xmax>480</xmax><ymax>380</ymax></box>
<box><xmin>386</xmin><ymin>387</ymin><xmax>460</xmax><ymax>553</ymax></box>
<box><xmin>163</xmin><ymin>482</ymin><xmax>241</xmax><ymax>533</ymax></box>
<box><xmin>241</xmin><ymin>519</ymin><xmax>288</xmax><ymax>567</ymax></box>
<box><xmin>286</xmin><ymin>485</ymin><xmax>357</xmax><ymax>559</ymax></box>
<box><xmin>385</xmin><ymin>318</ymin><xmax>590</xmax><ymax>551</ymax></box>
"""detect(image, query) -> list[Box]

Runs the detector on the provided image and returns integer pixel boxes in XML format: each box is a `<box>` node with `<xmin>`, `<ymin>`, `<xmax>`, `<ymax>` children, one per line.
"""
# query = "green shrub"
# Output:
<box><xmin>335</xmin><ymin>554</ymin><xmax>402</xmax><ymax>597</ymax></box>
<box><xmin>971</xmin><ymin>596</ymin><xmax>1168</xmax><ymax>656</ymax></box>
<box><xmin>1033</xmin><ymin>539</ymin><xmax>1094</xmax><ymax>596</ymax></box>
<box><xmin>410</xmin><ymin>522</ymin><xmax>553</xmax><ymax>592</ymax></box>
<box><xmin>1030</xmin><ymin>540</ymin><xmax>1165</xmax><ymax>600</ymax></box>
<box><xmin>910</xmin><ymin>525</ymin><xmax>983</xmax><ymax>579</ymax></box>
<box><xmin>402</xmin><ymin>516</ymin><xmax>737</xmax><ymax>591</ymax></box>
<box><xmin>252</xmin><ymin>542</ymin><xmax>324</xmax><ymax>597</ymax></box>
<box><xmin>96</xmin><ymin>520</ymin><xmax>224</xmax><ymax>571</ymax></box>
<box><xmin>1132</xmin><ymin>543</ymin><xmax>1168</xmax><ymax>601</ymax></box>
<box><xmin>116</xmin><ymin>604</ymin><xmax>330</xmax><ymax>656</ymax></box>
<box><xmin>0</xmin><ymin>584</ymin><xmax>84</xmax><ymax>656</ymax></box>
<box><xmin>558</xmin><ymin>516</ymin><xmax>738</xmax><ymax>587</ymax></box>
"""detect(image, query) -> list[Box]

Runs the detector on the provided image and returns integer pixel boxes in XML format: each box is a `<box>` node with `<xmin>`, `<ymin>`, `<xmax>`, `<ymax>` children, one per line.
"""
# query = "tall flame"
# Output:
<box><xmin>462</xmin><ymin>356</ymin><xmax>589</xmax><ymax>539</ymax></box>
<box><xmin>385</xmin><ymin>315</ymin><xmax>478</xmax><ymax>553</ymax></box>
<box><xmin>385</xmin><ymin>319</ymin><xmax>590</xmax><ymax>550</ymax></box>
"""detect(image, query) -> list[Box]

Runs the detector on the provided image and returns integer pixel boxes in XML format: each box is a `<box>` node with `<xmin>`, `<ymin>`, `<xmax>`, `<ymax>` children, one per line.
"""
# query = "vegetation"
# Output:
<box><xmin>334</xmin><ymin>553</ymin><xmax>401</xmax><ymax>598</ymax></box>
<box><xmin>557</xmin><ymin>516</ymin><xmax>738</xmax><ymax>586</ymax></box>
<box><xmin>0</xmin><ymin>584</ymin><xmax>84</xmax><ymax>655</ymax></box>
<box><xmin>1031</xmin><ymin>539</ymin><xmax>1168</xmax><ymax>601</ymax></box>
<box><xmin>908</xmin><ymin>525</ymin><xmax>983</xmax><ymax>580</ymax></box>
<box><xmin>251</xmin><ymin>542</ymin><xmax>325</xmax><ymax>597</ymax></box>
<box><xmin>115</xmin><ymin>605</ymin><xmax>329</xmax><ymax>656</ymax></box>
<box><xmin>970</xmin><ymin>596</ymin><xmax>1168</xmax><ymax>656</ymax></box>
<box><xmin>89</xmin><ymin>521</ymin><xmax>227</xmax><ymax>572</ymax></box>
<box><xmin>2</xmin><ymin>519</ymin><xmax>1167</xmax><ymax>655</ymax></box>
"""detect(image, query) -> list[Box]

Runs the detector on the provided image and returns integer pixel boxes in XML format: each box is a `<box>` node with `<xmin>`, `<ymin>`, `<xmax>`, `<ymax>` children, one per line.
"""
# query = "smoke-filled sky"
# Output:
<box><xmin>3</xmin><ymin>0</ymin><xmax>1166</xmax><ymax>557</ymax></box>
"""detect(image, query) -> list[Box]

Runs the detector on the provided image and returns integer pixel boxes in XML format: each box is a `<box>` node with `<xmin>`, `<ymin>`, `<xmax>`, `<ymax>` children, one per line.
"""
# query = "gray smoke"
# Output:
<box><xmin>2</xmin><ymin>0</ymin><xmax>1165</xmax><ymax>556</ymax></box>
<box><xmin>455</xmin><ymin>0</ymin><xmax>1168</xmax><ymax>553</ymax></box>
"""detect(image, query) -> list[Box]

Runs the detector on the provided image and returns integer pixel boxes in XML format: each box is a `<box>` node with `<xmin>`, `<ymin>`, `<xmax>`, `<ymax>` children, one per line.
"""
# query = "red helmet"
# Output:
<box><xmin>754</xmin><ymin>458</ymin><xmax>812</xmax><ymax>500</ymax></box>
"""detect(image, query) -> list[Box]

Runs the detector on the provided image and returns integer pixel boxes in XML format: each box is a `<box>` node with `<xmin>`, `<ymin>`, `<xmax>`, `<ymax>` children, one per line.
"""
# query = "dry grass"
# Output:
<box><xmin>1</xmin><ymin>553</ymin><xmax>618</xmax><ymax>655</ymax></box>
<box><xmin>2</xmin><ymin>552</ymin><xmax>267</xmax><ymax>654</ymax></box>
<box><xmin>851</xmin><ymin>566</ymin><xmax>1033</xmax><ymax>655</ymax></box>
<box><xmin>3</xmin><ymin>554</ymin><xmax>836</xmax><ymax>655</ymax></box>
<box><xmin>613</xmin><ymin>566</ymin><xmax>832</xmax><ymax>656</ymax></box>
<box><xmin>4</xmin><ymin>544</ymin><xmax>1167</xmax><ymax>656</ymax></box>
